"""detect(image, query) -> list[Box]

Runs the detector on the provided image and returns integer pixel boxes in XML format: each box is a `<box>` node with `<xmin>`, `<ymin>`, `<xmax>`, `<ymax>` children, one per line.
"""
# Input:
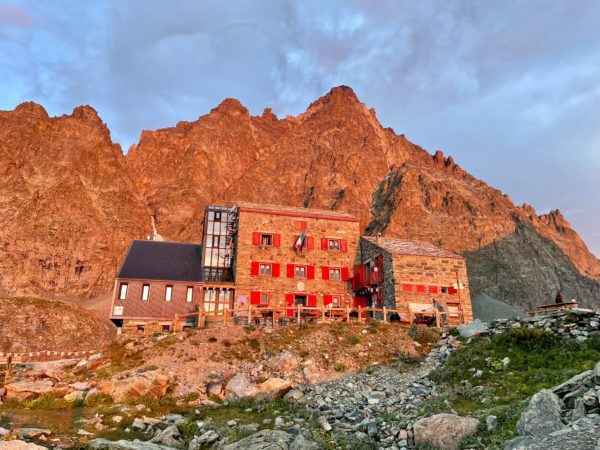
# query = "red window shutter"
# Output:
<box><xmin>449</xmin><ymin>287</ymin><xmax>457</xmax><ymax>295</ymax></box>
<box><xmin>429</xmin><ymin>285</ymin><xmax>439</xmax><ymax>294</ymax></box>
<box><xmin>322</xmin><ymin>266</ymin><xmax>330</xmax><ymax>280</ymax></box>
<box><xmin>416</xmin><ymin>285</ymin><xmax>426</xmax><ymax>293</ymax></box>
<box><xmin>402</xmin><ymin>283</ymin><xmax>413</xmax><ymax>293</ymax></box>
<box><xmin>341</xmin><ymin>267</ymin><xmax>350</xmax><ymax>281</ymax></box>
<box><xmin>306</xmin><ymin>236</ymin><xmax>315</xmax><ymax>250</ymax></box>
<box><xmin>307</xmin><ymin>265</ymin><xmax>315</xmax><ymax>280</ymax></box>
<box><xmin>250</xmin><ymin>262</ymin><xmax>259</xmax><ymax>276</ymax></box>
<box><xmin>285</xmin><ymin>293</ymin><xmax>295</xmax><ymax>316</ymax></box>
<box><xmin>323</xmin><ymin>294</ymin><xmax>333</xmax><ymax>306</ymax></box>
<box><xmin>307</xmin><ymin>295</ymin><xmax>317</xmax><ymax>307</ymax></box>
<box><xmin>250</xmin><ymin>291</ymin><xmax>261</xmax><ymax>305</ymax></box>
<box><xmin>272</xmin><ymin>263</ymin><xmax>280</xmax><ymax>277</ymax></box>
<box><xmin>321</xmin><ymin>238</ymin><xmax>328</xmax><ymax>250</ymax></box>
<box><xmin>340</xmin><ymin>239</ymin><xmax>348</xmax><ymax>252</ymax></box>
<box><xmin>252</xmin><ymin>232</ymin><xmax>261</xmax><ymax>246</ymax></box>
<box><xmin>273</xmin><ymin>234</ymin><xmax>281</xmax><ymax>247</ymax></box>
<box><xmin>287</xmin><ymin>264</ymin><xmax>295</xmax><ymax>278</ymax></box>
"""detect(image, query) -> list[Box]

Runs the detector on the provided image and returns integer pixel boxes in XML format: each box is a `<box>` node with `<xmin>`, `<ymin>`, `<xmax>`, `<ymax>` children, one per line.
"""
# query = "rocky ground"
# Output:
<box><xmin>2</xmin><ymin>310</ymin><xmax>600</xmax><ymax>449</ymax></box>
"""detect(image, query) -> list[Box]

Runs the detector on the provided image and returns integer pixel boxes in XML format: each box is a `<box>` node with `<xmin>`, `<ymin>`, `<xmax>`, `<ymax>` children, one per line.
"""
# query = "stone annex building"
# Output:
<box><xmin>109</xmin><ymin>202</ymin><xmax>472</xmax><ymax>334</ymax></box>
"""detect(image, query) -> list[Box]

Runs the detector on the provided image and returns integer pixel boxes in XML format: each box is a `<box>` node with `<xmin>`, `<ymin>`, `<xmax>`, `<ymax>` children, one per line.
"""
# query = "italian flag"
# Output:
<box><xmin>294</xmin><ymin>231</ymin><xmax>305</xmax><ymax>251</ymax></box>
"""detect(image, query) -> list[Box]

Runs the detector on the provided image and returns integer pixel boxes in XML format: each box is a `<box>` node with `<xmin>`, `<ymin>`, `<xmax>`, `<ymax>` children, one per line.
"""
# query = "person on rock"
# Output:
<box><xmin>555</xmin><ymin>290</ymin><xmax>563</xmax><ymax>304</ymax></box>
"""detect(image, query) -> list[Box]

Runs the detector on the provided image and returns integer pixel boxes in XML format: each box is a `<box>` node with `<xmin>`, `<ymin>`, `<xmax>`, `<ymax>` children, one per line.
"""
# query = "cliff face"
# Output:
<box><xmin>127</xmin><ymin>86</ymin><xmax>600</xmax><ymax>308</ymax></box>
<box><xmin>0</xmin><ymin>102</ymin><xmax>151</xmax><ymax>297</ymax></box>
<box><xmin>1</xmin><ymin>87</ymin><xmax>599</xmax><ymax>308</ymax></box>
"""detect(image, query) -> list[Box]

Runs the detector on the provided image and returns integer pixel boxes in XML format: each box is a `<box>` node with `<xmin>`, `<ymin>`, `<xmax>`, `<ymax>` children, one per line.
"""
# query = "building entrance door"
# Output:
<box><xmin>294</xmin><ymin>295</ymin><xmax>307</xmax><ymax>306</ymax></box>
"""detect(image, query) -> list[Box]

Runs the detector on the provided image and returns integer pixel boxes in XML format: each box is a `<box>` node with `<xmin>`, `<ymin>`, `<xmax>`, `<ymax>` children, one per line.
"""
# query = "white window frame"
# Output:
<box><xmin>328</xmin><ymin>239</ymin><xmax>341</xmax><ymax>251</ymax></box>
<box><xmin>294</xmin><ymin>265</ymin><xmax>307</xmax><ymax>279</ymax></box>
<box><xmin>186</xmin><ymin>286</ymin><xmax>194</xmax><ymax>303</ymax></box>
<box><xmin>259</xmin><ymin>263</ymin><xmax>272</xmax><ymax>276</ymax></box>
<box><xmin>165</xmin><ymin>285</ymin><xmax>173</xmax><ymax>302</ymax></box>
<box><xmin>119</xmin><ymin>283</ymin><xmax>128</xmax><ymax>300</ymax></box>
<box><xmin>329</xmin><ymin>268</ymin><xmax>342</xmax><ymax>280</ymax></box>
<box><xmin>260</xmin><ymin>292</ymin><xmax>270</xmax><ymax>306</ymax></box>
<box><xmin>331</xmin><ymin>295</ymin><xmax>341</xmax><ymax>307</ymax></box>
<box><xmin>142</xmin><ymin>284</ymin><xmax>150</xmax><ymax>301</ymax></box>
<box><xmin>260</xmin><ymin>233</ymin><xmax>273</xmax><ymax>247</ymax></box>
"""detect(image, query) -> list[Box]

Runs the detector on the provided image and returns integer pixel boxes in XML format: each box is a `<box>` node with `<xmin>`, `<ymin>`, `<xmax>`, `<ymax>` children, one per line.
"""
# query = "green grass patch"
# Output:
<box><xmin>421</xmin><ymin>328</ymin><xmax>600</xmax><ymax>449</ymax></box>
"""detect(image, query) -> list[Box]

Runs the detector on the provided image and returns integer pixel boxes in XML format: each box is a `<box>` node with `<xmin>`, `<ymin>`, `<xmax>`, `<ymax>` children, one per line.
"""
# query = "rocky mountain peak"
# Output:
<box><xmin>12</xmin><ymin>101</ymin><xmax>49</xmax><ymax>119</ymax></box>
<box><xmin>211</xmin><ymin>98</ymin><xmax>250</xmax><ymax>116</ymax></box>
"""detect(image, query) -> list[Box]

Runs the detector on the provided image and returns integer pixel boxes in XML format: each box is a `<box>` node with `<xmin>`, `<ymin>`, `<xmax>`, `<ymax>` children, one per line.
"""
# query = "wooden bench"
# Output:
<box><xmin>528</xmin><ymin>301</ymin><xmax>579</xmax><ymax>317</ymax></box>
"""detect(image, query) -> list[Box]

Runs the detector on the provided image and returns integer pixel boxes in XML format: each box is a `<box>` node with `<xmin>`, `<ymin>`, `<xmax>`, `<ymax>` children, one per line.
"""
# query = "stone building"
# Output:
<box><xmin>230</xmin><ymin>202</ymin><xmax>360</xmax><ymax>312</ymax></box>
<box><xmin>354</xmin><ymin>236</ymin><xmax>473</xmax><ymax>322</ymax></box>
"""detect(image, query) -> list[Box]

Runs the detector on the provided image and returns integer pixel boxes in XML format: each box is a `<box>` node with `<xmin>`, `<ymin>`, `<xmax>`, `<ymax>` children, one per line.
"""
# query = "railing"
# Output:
<box><xmin>172</xmin><ymin>304</ymin><xmax>414</xmax><ymax>330</ymax></box>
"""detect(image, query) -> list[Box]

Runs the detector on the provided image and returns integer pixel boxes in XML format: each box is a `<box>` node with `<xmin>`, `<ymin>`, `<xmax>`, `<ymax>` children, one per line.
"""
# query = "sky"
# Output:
<box><xmin>1</xmin><ymin>1</ymin><xmax>599</xmax><ymax>257</ymax></box>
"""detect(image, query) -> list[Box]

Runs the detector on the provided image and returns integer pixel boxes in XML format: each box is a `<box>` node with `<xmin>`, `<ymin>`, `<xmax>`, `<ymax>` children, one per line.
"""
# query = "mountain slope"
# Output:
<box><xmin>1</xmin><ymin>87</ymin><xmax>598</xmax><ymax>309</ymax></box>
<box><xmin>0</xmin><ymin>102</ymin><xmax>151</xmax><ymax>297</ymax></box>
<box><xmin>126</xmin><ymin>86</ymin><xmax>600</xmax><ymax>308</ymax></box>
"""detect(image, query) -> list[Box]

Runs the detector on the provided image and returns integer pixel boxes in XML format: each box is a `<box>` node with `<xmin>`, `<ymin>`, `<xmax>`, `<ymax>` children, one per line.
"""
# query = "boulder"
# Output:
<box><xmin>13</xmin><ymin>429</ymin><xmax>51</xmax><ymax>440</ymax></box>
<box><xmin>224</xmin><ymin>374</ymin><xmax>258</xmax><ymax>399</ymax></box>
<box><xmin>150</xmin><ymin>425</ymin><xmax>180</xmax><ymax>447</ymax></box>
<box><xmin>205</xmin><ymin>382</ymin><xmax>222</xmax><ymax>397</ymax></box>
<box><xmin>503</xmin><ymin>435</ymin><xmax>534</xmax><ymax>450</ymax></box>
<box><xmin>265</xmin><ymin>352</ymin><xmax>299</xmax><ymax>373</ymax></box>
<box><xmin>516</xmin><ymin>389</ymin><xmax>564</xmax><ymax>439</ymax></box>
<box><xmin>593</xmin><ymin>361</ymin><xmax>600</xmax><ymax>384</ymax></box>
<box><xmin>0</xmin><ymin>441</ymin><xmax>48</xmax><ymax>450</ymax></box>
<box><xmin>100</xmin><ymin>370</ymin><xmax>170</xmax><ymax>403</ymax></box>
<box><xmin>27</xmin><ymin>359</ymin><xmax>79</xmax><ymax>381</ymax></box>
<box><xmin>221</xmin><ymin>429</ymin><xmax>314</xmax><ymax>450</ymax></box>
<box><xmin>64</xmin><ymin>390</ymin><xmax>86</xmax><ymax>402</ymax></box>
<box><xmin>283</xmin><ymin>389</ymin><xmax>304</xmax><ymax>402</ymax></box>
<box><xmin>457</xmin><ymin>319</ymin><xmax>489</xmax><ymax>338</ymax></box>
<box><xmin>413</xmin><ymin>413</ymin><xmax>479</xmax><ymax>450</ymax></box>
<box><xmin>302</xmin><ymin>366</ymin><xmax>319</xmax><ymax>384</ymax></box>
<box><xmin>88</xmin><ymin>439</ymin><xmax>177</xmax><ymax>450</ymax></box>
<box><xmin>189</xmin><ymin>430</ymin><xmax>219</xmax><ymax>449</ymax></box>
<box><xmin>4</xmin><ymin>380</ymin><xmax>54</xmax><ymax>400</ymax></box>
<box><xmin>256</xmin><ymin>378</ymin><xmax>291</xmax><ymax>400</ymax></box>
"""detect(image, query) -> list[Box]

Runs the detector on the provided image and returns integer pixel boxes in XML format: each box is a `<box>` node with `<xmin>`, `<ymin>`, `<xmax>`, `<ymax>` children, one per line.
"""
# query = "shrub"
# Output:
<box><xmin>408</xmin><ymin>325</ymin><xmax>440</xmax><ymax>347</ymax></box>
<box><xmin>334</xmin><ymin>361</ymin><xmax>347</xmax><ymax>372</ymax></box>
<box><xmin>347</xmin><ymin>334</ymin><xmax>361</xmax><ymax>345</ymax></box>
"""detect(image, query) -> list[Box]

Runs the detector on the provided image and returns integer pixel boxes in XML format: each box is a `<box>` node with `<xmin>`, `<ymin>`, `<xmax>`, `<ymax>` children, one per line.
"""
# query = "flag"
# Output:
<box><xmin>294</xmin><ymin>231</ymin><xmax>305</xmax><ymax>251</ymax></box>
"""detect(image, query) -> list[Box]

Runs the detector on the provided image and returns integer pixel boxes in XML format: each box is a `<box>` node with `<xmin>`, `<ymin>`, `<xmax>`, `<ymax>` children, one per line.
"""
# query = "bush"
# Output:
<box><xmin>334</xmin><ymin>361</ymin><xmax>347</xmax><ymax>372</ymax></box>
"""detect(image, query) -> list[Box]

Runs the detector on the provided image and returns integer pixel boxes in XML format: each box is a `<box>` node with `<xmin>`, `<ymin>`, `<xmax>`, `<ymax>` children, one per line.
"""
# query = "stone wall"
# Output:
<box><xmin>488</xmin><ymin>308</ymin><xmax>600</xmax><ymax>340</ymax></box>
<box><xmin>233</xmin><ymin>209</ymin><xmax>360</xmax><ymax>309</ymax></box>
<box><xmin>358</xmin><ymin>238</ymin><xmax>396</xmax><ymax>309</ymax></box>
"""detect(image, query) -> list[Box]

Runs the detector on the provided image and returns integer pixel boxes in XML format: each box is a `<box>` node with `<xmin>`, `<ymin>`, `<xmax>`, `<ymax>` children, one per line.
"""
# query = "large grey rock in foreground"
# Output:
<box><xmin>221</xmin><ymin>429</ymin><xmax>316</xmax><ymax>450</ymax></box>
<box><xmin>457</xmin><ymin>319</ymin><xmax>489</xmax><ymax>338</ymax></box>
<box><xmin>526</xmin><ymin>416</ymin><xmax>600</xmax><ymax>450</ymax></box>
<box><xmin>516</xmin><ymin>389</ymin><xmax>563</xmax><ymax>439</ymax></box>
<box><xmin>413</xmin><ymin>413</ymin><xmax>479</xmax><ymax>450</ymax></box>
<box><xmin>88</xmin><ymin>439</ymin><xmax>176</xmax><ymax>450</ymax></box>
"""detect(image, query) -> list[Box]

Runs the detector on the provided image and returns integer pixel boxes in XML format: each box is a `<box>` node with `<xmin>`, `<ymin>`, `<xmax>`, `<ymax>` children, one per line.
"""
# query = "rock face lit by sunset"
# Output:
<box><xmin>0</xmin><ymin>2</ymin><xmax>599</xmax><ymax>449</ymax></box>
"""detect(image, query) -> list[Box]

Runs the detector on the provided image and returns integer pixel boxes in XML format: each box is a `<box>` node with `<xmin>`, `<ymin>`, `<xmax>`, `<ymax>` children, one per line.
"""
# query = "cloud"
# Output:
<box><xmin>0</xmin><ymin>0</ymin><xmax>599</xmax><ymax>255</ymax></box>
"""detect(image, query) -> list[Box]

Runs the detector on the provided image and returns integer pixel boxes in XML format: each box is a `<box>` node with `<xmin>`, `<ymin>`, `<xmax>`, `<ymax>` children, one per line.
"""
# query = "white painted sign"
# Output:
<box><xmin>113</xmin><ymin>306</ymin><xmax>123</xmax><ymax>316</ymax></box>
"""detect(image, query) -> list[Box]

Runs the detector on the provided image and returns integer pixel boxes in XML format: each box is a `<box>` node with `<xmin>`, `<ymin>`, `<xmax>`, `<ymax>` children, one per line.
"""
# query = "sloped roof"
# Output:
<box><xmin>117</xmin><ymin>240</ymin><xmax>203</xmax><ymax>282</ymax></box>
<box><xmin>234</xmin><ymin>201</ymin><xmax>358</xmax><ymax>221</ymax></box>
<box><xmin>361</xmin><ymin>236</ymin><xmax>463</xmax><ymax>259</ymax></box>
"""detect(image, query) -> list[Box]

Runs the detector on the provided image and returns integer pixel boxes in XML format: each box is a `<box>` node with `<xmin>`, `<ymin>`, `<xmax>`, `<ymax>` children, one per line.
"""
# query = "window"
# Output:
<box><xmin>331</xmin><ymin>295</ymin><xmax>341</xmax><ymax>307</ymax></box>
<box><xmin>186</xmin><ymin>287</ymin><xmax>194</xmax><ymax>302</ymax></box>
<box><xmin>260</xmin><ymin>292</ymin><xmax>270</xmax><ymax>306</ymax></box>
<box><xmin>141</xmin><ymin>284</ymin><xmax>150</xmax><ymax>301</ymax></box>
<box><xmin>119</xmin><ymin>283</ymin><xmax>128</xmax><ymax>300</ymax></box>
<box><xmin>294</xmin><ymin>221</ymin><xmax>307</xmax><ymax>231</ymax></box>
<box><xmin>161</xmin><ymin>324</ymin><xmax>171</xmax><ymax>333</ymax></box>
<box><xmin>329</xmin><ymin>268</ymin><xmax>342</xmax><ymax>280</ymax></box>
<box><xmin>441</xmin><ymin>287</ymin><xmax>449</xmax><ymax>294</ymax></box>
<box><xmin>261</xmin><ymin>234</ymin><xmax>273</xmax><ymax>246</ymax></box>
<box><xmin>214</xmin><ymin>211</ymin><xmax>221</xmax><ymax>221</ymax></box>
<box><xmin>212</xmin><ymin>235</ymin><xmax>220</xmax><ymax>247</ymax></box>
<box><xmin>259</xmin><ymin>263</ymin><xmax>272</xmax><ymax>276</ymax></box>
<box><xmin>136</xmin><ymin>325</ymin><xmax>145</xmax><ymax>334</ymax></box>
<box><xmin>165</xmin><ymin>285</ymin><xmax>173</xmax><ymax>302</ymax></box>
<box><xmin>294</xmin><ymin>266</ymin><xmax>307</xmax><ymax>278</ymax></box>
<box><xmin>328</xmin><ymin>239</ymin><xmax>341</xmax><ymax>251</ymax></box>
